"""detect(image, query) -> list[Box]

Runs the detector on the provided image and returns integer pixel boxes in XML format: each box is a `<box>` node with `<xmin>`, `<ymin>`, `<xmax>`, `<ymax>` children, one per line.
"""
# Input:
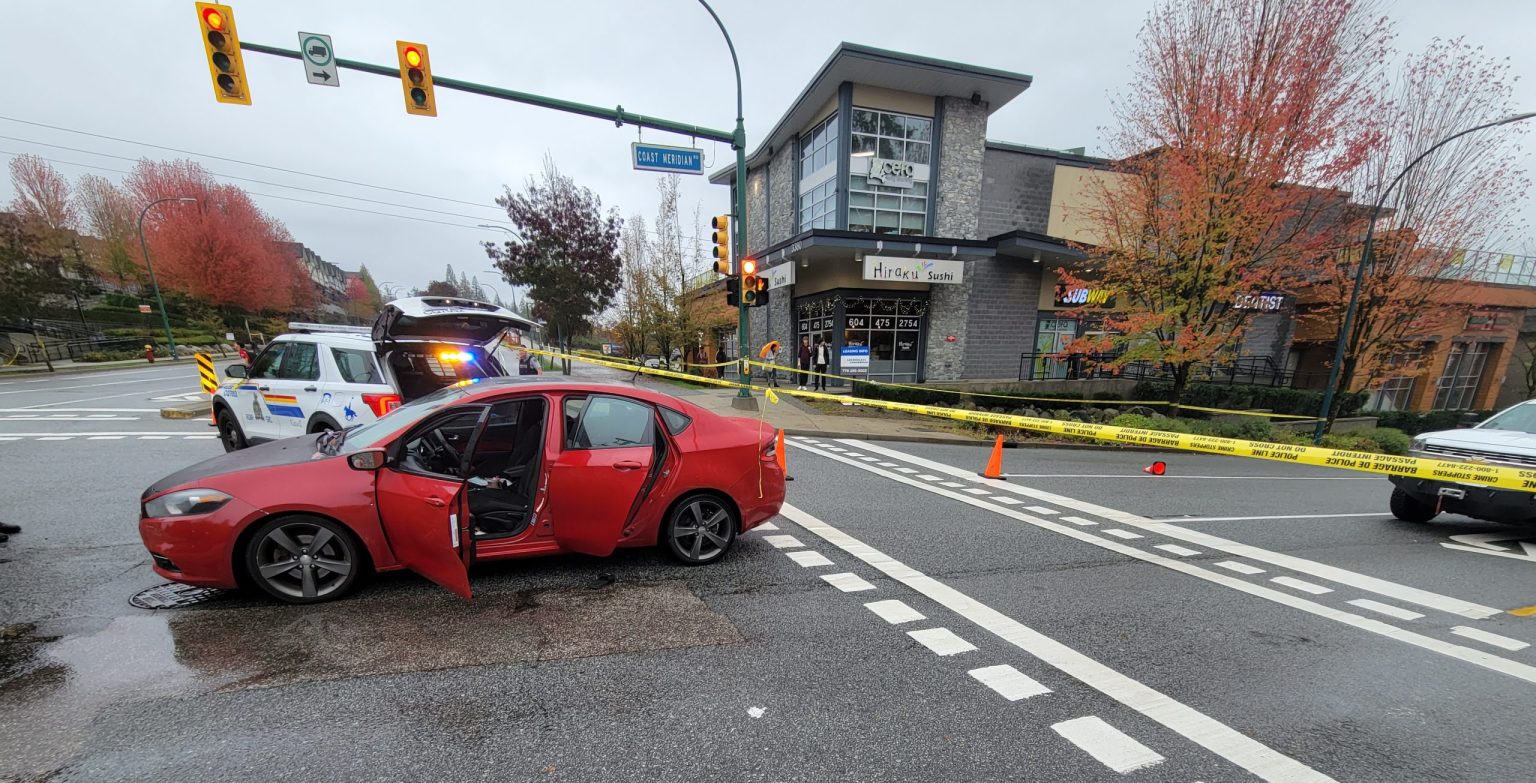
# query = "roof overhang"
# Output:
<box><xmin>755</xmin><ymin>229</ymin><xmax>996</xmax><ymax>267</ymax></box>
<box><xmin>988</xmin><ymin>230</ymin><xmax>1086</xmax><ymax>264</ymax></box>
<box><xmin>711</xmin><ymin>43</ymin><xmax>1032</xmax><ymax>184</ymax></box>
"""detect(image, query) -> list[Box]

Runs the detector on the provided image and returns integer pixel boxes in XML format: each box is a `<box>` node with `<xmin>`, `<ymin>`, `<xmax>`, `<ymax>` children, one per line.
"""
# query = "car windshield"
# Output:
<box><xmin>1477</xmin><ymin>403</ymin><xmax>1536</xmax><ymax>435</ymax></box>
<box><xmin>332</xmin><ymin>381</ymin><xmax>481</xmax><ymax>454</ymax></box>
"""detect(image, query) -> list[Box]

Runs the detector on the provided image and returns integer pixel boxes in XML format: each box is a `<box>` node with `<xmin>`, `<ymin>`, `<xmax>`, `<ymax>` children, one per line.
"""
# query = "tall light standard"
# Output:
<box><xmin>479</xmin><ymin>223</ymin><xmax>559</xmax><ymax>370</ymax></box>
<box><xmin>138</xmin><ymin>197</ymin><xmax>196</xmax><ymax>360</ymax></box>
<box><xmin>1313</xmin><ymin>111</ymin><xmax>1536</xmax><ymax>442</ymax></box>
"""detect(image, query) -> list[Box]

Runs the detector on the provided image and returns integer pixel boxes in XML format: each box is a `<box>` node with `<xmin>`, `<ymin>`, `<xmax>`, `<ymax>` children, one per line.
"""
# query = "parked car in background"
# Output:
<box><xmin>1390</xmin><ymin>399</ymin><xmax>1536</xmax><ymax>524</ymax></box>
<box><xmin>213</xmin><ymin>297</ymin><xmax>535</xmax><ymax>452</ymax></box>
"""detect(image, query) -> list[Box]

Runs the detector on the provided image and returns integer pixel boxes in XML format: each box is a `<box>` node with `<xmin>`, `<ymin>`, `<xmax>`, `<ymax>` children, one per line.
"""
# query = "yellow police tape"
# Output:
<box><xmin>523</xmin><ymin>345</ymin><xmax>1536</xmax><ymax>493</ymax></box>
<box><xmin>742</xmin><ymin>358</ymin><xmax>1313</xmax><ymax>418</ymax></box>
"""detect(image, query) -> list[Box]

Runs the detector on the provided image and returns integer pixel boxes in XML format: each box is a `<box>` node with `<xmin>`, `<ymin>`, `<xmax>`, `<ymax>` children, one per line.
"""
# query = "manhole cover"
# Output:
<box><xmin>130</xmin><ymin>583</ymin><xmax>226</xmax><ymax>610</ymax></box>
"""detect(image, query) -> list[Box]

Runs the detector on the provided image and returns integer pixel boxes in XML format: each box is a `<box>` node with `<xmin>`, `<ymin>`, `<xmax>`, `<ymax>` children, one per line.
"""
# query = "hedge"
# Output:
<box><xmin>849</xmin><ymin>381</ymin><xmax>1124</xmax><ymax>411</ymax></box>
<box><xmin>1371</xmin><ymin>409</ymin><xmax>1492</xmax><ymax>435</ymax></box>
<box><xmin>1129</xmin><ymin>380</ymin><xmax>1366</xmax><ymax>418</ymax></box>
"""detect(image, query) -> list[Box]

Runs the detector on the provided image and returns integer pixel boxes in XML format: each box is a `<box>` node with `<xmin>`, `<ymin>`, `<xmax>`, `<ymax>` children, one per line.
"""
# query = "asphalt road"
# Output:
<box><xmin>5</xmin><ymin>366</ymin><xmax>1536</xmax><ymax>781</ymax></box>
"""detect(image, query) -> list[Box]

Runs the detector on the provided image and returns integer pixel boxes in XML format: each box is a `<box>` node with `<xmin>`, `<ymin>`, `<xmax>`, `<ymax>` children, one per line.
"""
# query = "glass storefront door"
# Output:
<box><xmin>1034</xmin><ymin>319</ymin><xmax>1077</xmax><ymax>380</ymax></box>
<box><xmin>796</xmin><ymin>292</ymin><xmax>928</xmax><ymax>385</ymax></box>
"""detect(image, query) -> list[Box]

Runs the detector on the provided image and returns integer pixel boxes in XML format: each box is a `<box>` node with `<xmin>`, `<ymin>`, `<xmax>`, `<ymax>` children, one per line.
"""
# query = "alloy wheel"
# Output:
<box><xmin>671</xmin><ymin>498</ymin><xmax>732</xmax><ymax>563</ymax></box>
<box><xmin>251</xmin><ymin>520</ymin><xmax>355</xmax><ymax>601</ymax></box>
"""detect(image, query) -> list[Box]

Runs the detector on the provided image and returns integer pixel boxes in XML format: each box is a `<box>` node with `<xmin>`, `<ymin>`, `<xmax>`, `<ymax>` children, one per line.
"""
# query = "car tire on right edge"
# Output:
<box><xmin>1390</xmin><ymin>487</ymin><xmax>1439</xmax><ymax>523</ymax></box>
<box><xmin>662</xmin><ymin>494</ymin><xmax>738</xmax><ymax>565</ymax></box>
<box><xmin>216</xmin><ymin>407</ymin><xmax>247</xmax><ymax>453</ymax></box>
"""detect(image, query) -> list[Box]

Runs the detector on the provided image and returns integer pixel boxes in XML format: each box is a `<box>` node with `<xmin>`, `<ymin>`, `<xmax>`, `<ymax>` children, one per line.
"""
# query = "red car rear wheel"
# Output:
<box><xmin>663</xmin><ymin>495</ymin><xmax>738</xmax><ymax>565</ymax></box>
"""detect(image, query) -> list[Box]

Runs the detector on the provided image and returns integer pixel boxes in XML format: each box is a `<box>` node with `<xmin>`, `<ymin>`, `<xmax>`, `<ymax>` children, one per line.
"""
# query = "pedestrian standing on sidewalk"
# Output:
<box><xmin>797</xmin><ymin>336</ymin><xmax>811</xmax><ymax>390</ymax></box>
<box><xmin>715</xmin><ymin>345</ymin><xmax>728</xmax><ymax>380</ymax></box>
<box><xmin>813</xmin><ymin>338</ymin><xmax>831</xmax><ymax>391</ymax></box>
<box><xmin>763</xmin><ymin>343</ymin><xmax>780</xmax><ymax>387</ymax></box>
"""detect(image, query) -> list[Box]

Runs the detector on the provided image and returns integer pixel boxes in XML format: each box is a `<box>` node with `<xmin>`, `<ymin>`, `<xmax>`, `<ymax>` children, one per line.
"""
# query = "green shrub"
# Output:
<box><xmin>1213</xmin><ymin>418</ymin><xmax>1275</xmax><ymax>441</ymax></box>
<box><xmin>1109</xmin><ymin>413</ymin><xmax>1158</xmax><ymax>430</ymax></box>
<box><xmin>1359</xmin><ymin>427</ymin><xmax>1413</xmax><ymax>455</ymax></box>
<box><xmin>1130</xmin><ymin>380</ymin><xmax>1366</xmax><ymax>418</ymax></box>
<box><xmin>1371</xmin><ymin>409</ymin><xmax>1491</xmax><ymax>435</ymax></box>
<box><xmin>1319</xmin><ymin>433</ymin><xmax>1376</xmax><ymax>452</ymax></box>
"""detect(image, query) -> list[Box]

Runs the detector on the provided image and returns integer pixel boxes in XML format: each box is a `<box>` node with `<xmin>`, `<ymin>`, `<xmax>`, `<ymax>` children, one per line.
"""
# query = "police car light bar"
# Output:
<box><xmin>287</xmin><ymin>322</ymin><xmax>373</xmax><ymax>336</ymax></box>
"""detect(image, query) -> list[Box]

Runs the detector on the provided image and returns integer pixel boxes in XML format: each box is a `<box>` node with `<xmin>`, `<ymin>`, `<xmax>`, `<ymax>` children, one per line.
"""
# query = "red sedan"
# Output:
<box><xmin>139</xmin><ymin>378</ymin><xmax>786</xmax><ymax>603</ymax></box>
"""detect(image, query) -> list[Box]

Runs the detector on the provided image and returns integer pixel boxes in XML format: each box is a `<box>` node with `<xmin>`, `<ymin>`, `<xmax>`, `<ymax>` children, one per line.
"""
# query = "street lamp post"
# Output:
<box><xmin>137</xmin><ymin>197</ymin><xmax>196</xmax><ymax>361</ymax></box>
<box><xmin>697</xmin><ymin>0</ymin><xmax>753</xmax><ymax>404</ymax></box>
<box><xmin>1313</xmin><ymin>111</ymin><xmax>1536</xmax><ymax>443</ymax></box>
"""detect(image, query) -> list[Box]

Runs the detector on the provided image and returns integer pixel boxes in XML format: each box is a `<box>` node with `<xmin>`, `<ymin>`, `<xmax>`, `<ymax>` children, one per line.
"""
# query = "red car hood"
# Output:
<box><xmin>142</xmin><ymin>434</ymin><xmax>331</xmax><ymax>499</ymax></box>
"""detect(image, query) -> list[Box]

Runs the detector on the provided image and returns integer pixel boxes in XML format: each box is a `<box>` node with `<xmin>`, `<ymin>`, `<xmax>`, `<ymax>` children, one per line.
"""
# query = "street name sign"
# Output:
<box><xmin>632</xmin><ymin>142</ymin><xmax>703</xmax><ymax>175</ymax></box>
<box><xmin>299</xmin><ymin>32</ymin><xmax>338</xmax><ymax>86</ymax></box>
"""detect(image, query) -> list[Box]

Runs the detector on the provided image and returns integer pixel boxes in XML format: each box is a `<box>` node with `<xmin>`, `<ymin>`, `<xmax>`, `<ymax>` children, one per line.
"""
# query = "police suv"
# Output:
<box><xmin>213</xmin><ymin>297</ymin><xmax>536</xmax><ymax>452</ymax></box>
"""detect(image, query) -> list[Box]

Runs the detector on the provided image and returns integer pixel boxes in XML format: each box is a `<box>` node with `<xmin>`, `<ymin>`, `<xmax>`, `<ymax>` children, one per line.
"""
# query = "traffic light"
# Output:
<box><xmin>741</xmin><ymin>258</ymin><xmax>769</xmax><ymax>307</ymax></box>
<box><xmin>196</xmin><ymin>3</ymin><xmax>250</xmax><ymax>105</ymax></box>
<box><xmin>396</xmin><ymin>41</ymin><xmax>437</xmax><ymax>116</ymax></box>
<box><xmin>725</xmin><ymin>278</ymin><xmax>740</xmax><ymax>307</ymax></box>
<box><xmin>711</xmin><ymin>215</ymin><xmax>731</xmax><ymax>271</ymax></box>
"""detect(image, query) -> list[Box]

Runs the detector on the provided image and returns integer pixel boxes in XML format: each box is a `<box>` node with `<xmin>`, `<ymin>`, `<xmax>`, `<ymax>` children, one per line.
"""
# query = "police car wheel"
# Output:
<box><xmin>216</xmin><ymin>408</ymin><xmax>246</xmax><ymax>452</ymax></box>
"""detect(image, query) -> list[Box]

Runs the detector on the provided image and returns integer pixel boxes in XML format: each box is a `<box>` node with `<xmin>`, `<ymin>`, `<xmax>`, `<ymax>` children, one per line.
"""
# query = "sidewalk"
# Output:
<box><xmin>582</xmin><ymin>363</ymin><xmax>981</xmax><ymax>445</ymax></box>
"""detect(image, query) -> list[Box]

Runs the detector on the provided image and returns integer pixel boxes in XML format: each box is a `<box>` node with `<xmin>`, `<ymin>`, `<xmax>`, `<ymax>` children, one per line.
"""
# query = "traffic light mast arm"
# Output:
<box><xmin>237</xmin><ymin>42</ymin><xmax>735</xmax><ymax>145</ymax></box>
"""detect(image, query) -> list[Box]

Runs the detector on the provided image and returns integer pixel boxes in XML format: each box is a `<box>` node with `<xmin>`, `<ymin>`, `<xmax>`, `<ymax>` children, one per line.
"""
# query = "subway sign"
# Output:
<box><xmin>1053</xmin><ymin>284</ymin><xmax>1115</xmax><ymax>308</ymax></box>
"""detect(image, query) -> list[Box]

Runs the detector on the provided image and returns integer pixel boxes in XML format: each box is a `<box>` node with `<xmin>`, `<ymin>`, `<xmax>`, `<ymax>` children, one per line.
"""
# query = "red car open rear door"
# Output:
<box><xmin>547</xmin><ymin>394</ymin><xmax>657</xmax><ymax>556</ymax></box>
<box><xmin>375</xmin><ymin>468</ymin><xmax>473</xmax><ymax>600</ymax></box>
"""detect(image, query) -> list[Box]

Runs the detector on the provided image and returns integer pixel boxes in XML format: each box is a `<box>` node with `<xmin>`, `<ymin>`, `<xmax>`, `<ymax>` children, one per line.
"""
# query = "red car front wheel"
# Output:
<box><xmin>244</xmin><ymin>516</ymin><xmax>364</xmax><ymax>603</ymax></box>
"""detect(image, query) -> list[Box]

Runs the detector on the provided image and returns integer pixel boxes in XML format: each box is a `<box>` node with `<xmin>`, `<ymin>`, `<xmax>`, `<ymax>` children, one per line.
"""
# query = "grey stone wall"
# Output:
<box><xmin>745</xmin><ymin>166</ymin><xmax>769</xmax><ymax>256</ymax></box>
<box><xmin>978</xmin><ymin>148</ymin><xmax>1055</xmax><ymax>236</ymax></box>
<box><xmin>924</xmin><ymin>96</ymin><xmax>987</xmax><ymax>380</ymax></box>
<box><xmin>962</xmin><ymin>261</ymin><xmax>1044</xmax><ymax>379</ymax></box>
<box><xmin>768</xmin><ymin>150</ymin><xmax>796</xmax><ymax>246</ymax></box>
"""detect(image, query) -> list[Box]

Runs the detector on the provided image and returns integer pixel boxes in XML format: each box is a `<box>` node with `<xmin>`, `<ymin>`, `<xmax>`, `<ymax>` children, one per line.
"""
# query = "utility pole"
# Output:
<box><xmin>137</xmin><ymin>197</ymin><xmax>197</xmax><ymax>361</ymax></box>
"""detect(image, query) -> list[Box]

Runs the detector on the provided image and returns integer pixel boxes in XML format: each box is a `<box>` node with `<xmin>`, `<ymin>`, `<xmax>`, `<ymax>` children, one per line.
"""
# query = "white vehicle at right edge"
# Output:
<box><xmin>1390</xmin><ymin>399</ymin><xmax>1536</xmax><ymax>524</ymax></box>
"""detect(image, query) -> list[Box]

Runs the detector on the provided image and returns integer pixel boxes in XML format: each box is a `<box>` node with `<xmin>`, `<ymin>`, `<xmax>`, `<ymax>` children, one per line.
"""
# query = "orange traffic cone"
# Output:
<box><xmin>979</xmin><ymin>434</ymin><xmax>1007</xmax><ymax>480</ymax></box>
<box><xmin>776</xmin><ymin>429</ymin><xmax>792</xmax><ymax>481</ymax></box>
<box><xmin>1142</xmin><ymin>460</ymin><xmax>1167</xmax><ymax>476</ymax></box>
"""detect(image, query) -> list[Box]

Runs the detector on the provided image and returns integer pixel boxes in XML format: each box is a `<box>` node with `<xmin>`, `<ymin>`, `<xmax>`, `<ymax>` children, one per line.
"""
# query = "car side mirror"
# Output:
<box><xmin>347</xmin><ymin>449</ymin><xmax>387</xmax><ymax>471</ymax></box>
<box><xmin>225</xmin><ymin>364</ymin><xmax>248</xmax><ymax>378</ymax></box>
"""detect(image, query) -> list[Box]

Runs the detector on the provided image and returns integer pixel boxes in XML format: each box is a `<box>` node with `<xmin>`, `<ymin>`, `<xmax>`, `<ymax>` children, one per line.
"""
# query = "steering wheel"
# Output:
<box><xmin>424</xmin><ymin>429</ymin><xmax>462</xmax><ymax>472</ymax></box>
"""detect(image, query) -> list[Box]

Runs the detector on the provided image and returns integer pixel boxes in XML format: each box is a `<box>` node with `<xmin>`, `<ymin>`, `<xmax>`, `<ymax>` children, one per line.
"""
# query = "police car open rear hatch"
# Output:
<box><xmin>372</xmin><ymin>296</ymin><xmax>537</xmax><ymax>348</ymax></box>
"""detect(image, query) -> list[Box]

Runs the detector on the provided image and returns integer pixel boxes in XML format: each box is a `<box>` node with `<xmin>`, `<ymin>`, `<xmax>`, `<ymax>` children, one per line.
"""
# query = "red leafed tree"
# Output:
<box><xmin>1064</xmin><ymin>0</ymin><xmax>1389</xmax><ymax>410</ymax></box>
<box><xmin>1299</xmin><ymin>38</ymin><xmax>1529</xmax><ymax>421</ymax></box>
<box><xmin>8</xmin><ymin>154</ymin><xmax>76</xmax><ymax>232</ymax></box>
<box><xmin>125</xmin><ymin>160</ymin><xmax>305</xmax><ymax>312</ymax></box>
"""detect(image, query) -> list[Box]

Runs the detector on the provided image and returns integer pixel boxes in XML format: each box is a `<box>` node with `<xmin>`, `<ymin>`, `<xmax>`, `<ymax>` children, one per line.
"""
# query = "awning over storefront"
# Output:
<box><xmin>755</xmin><ymin>229</ymin><xmax>995</xmax><ymax>267</ymax></box>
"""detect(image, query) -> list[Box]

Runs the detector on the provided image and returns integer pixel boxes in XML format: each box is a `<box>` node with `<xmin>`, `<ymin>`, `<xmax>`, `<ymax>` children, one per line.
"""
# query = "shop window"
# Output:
<box><xmin>1364</xmin><ymin>349</ymin><xmax>1424</xmax><ymax>412</ymax></box>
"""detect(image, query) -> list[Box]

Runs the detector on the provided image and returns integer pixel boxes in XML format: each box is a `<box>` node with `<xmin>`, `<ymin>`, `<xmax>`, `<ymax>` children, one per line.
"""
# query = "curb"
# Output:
<box><xmin>0</xmin><ymin>361</ymin><xmax>157</xmax><ymax>377</ymax></box>
<box><xmin>160</xmin><ymin>401</ymin><xmax>210</xmax><ymax>420</ymax></box>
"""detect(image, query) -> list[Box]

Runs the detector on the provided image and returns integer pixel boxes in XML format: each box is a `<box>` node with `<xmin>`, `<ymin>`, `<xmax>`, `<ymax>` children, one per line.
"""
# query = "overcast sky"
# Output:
<box><xmin>2</xmin><ymin>0</ymin><xmax>1533</xmax><ymax>295</ymax></box>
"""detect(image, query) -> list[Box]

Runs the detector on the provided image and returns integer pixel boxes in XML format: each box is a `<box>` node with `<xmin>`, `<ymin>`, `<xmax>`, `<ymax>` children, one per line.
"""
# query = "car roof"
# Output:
<box><xmin>275</xmin><ymin>332</ymin><xmax>372</xmax><ymax>346</ymax></box>
<box><xmin>452</xmin><ymin>376</ymin><xmax>694</xmax><ymax>409</ymax></box>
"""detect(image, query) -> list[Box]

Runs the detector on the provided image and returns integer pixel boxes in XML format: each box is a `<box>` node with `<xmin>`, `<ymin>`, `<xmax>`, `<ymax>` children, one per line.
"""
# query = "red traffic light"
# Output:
<box><xmin>201</xmin><ymin>7</ymin><xmax>225</xmax><ymax>30</ymax></box>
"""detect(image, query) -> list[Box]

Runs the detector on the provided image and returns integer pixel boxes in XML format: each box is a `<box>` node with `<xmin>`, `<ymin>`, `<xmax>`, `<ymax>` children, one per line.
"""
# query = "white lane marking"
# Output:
<box><xmin>844</xmin><ymin>452</ymin><xmax>865</xmax><ymax>457</ymax></box>
<box><xmin>877</xmin><ymin>461</ymin><xmax>898</xmax><ymax>467</ymax></box>
<box><xmin>1000</xmin><ymin>474</ymin><xmax>1376</xmax><ymax>481</ymax></box>
<box><xmin>865</xmin><ymin>599</ymin><xmax>926</xmax><ymax>625</ymax></box>
<box><xmin>0</xmin><ymin>407</ymin><xmax>160</xmax><ymax>412</ymax></box>
<box><xmin>1452</xmin><ymin>626</ymin><xmax>1530</xmax><ymax>651</ymax></box>
<box><xmin>821</xmin><ymin>572</ymin><xmax>876</xmax><ymax>592</ymax></box>
<box><xmin>0</xmin><ymin>431</ymin><xmax>209</xmax><ymax>437</ymax></box>
<box><xmin>138</xmin><ymin>436</ymin><xmax>171</xmax><ymax>440</ymax></box>
<box><xmin>1271</xmin><ymin>576</ymin><xmax>1333</xmax><ymax>595</ymax></box>
<box><xmin>1347</xmin><ymin>599</ymin><xmax>1424</xmax><ymax>621</ymax></box>
<box><xmin>778</xmin><ymin>505</ymin><xmax>1329</xmax><ymax>782</ymax></box>
<box><xmin>962</xmin><ymin>487</ymin><xmax>992</xmax><ymax>496</ymax></box>
<box><xmin>968</xmin><ymin>664</ymin><xmax>1051</xmax><ymax>701</ymax></box>
<box><xmin>1215</xmin><ymin>561</ymin><xmax>1265</xmax><ymax>575</ymax></box>
<box><xmin>825</xmin><ymin>446</ymin><xmax>847</xmax><ymax>452</ymax></box>
<box><xmin>1156</xmin><ymin>512</ymin><xmax>1386</xmax><ymax>522</ymax></box>
<box><xmin>842</xmin><ymin>440</ymin><xmax>1499</xmax><ymax>620</ymax></box>
<box><xmin>1052</xmin><ymin>716</ymin><xmax>1165</xmax><ymax>774</ymax></box>
<box><xmin>860</xmin><ymin>456</ymin><xmax>880</xmax><ymax>462</ymax></box>
<box><xmin>0</xmin><ymin>374</ymin><xmax>179</xmax><ymax>395</ymax></box>
<box><xmin>1155</xmin><ymin>544</ymin><xmax>1202</xmax><ymax>557</ymax></box>
<box><xmin>939</xmin><ymin>481</ymin><xmax>965</xmax><ymax>488</ymax></box>
<box><xmin>907</xmin><ymin>627</ymin><xmax>977</xmax><ymax>656</ymax></box>
<box><xmin>0</xmin><ymin>415</ymin><xmax>138</xmax><ymax>421</ymax></box>
<box><xmin>21</xmin><ymin>384</ymin><xmax>200</xmax><ymax>409</ymax></box>
<box><xmin>37</xmin><ymin>436</ymin><xmax>72</xmax><ymax>440</ymax></box>
<box><xmin>916</xmin><ymin>474</ymin><xmax>942</xmax><ymax>481</ymax></box>
<box><xmin>763</xmin><ymin>534</ymin><xmax>804</xmax><ymax>549</ymax></box>
<box><xmin>755</xmin><ymin>522</ymin><xmax>780</xmax><ymax>531</ymax></box>
<box><xmin>87</xmin><ymin>436</ymin><xmax>126</xmax><ymax>440</ymax></box>
<box><xmin>991</xmin><ymin>496</ymin><xmax>1023</xmax><ymax>505</ymax></box>
<box><xmin>0</xmin><ymin>436</ymin><xmax>19</xmax><ymax>441</ymax></box>
<box><xmin>1062</xmin><ymin>516</ymin><xmax>1098</xmax><ymax>526</ymax></box>
<box><xmin>1024</xmin><ymin>505</ymin><xmax>1059</xmax><ymax>515</ymax></box>
<box><xmin>794</xmin><ymin>444</ymin><xmax>1536</xmax><ymax>687</ymax></box>
<box><xmin>895</xmin><ymin>467</ymin><xmax>918</xmax><ymax>474</ymax></box>
<box><xmin>1102</xmin><ymin>529</ymin><xmax>1143</xmax><ymax>540</ymax></box>
<box><xmin>183</xmin><ymin>435</ymin><xmax>217</xmax><ymax>440</ymax></box>
<box><xmin>785</xmin><ymin>550</ymin><xmax>833</xmax><ymax>568</ymax></box>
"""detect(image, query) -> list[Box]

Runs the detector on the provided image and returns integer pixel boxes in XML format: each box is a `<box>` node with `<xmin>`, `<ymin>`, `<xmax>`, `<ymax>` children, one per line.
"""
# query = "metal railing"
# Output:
<box><xmin>1018</xmin><ymin>352</ymin><xmax>1307</xmax><ymax>388</ymax></box>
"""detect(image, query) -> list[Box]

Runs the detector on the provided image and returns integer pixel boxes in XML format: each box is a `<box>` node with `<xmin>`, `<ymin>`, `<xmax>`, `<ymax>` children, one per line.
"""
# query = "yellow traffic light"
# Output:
<box><xmin>710</xmin><ymin>214</ymin><xmax>730</xmax><ymax>262</ymax></box>
<box><xmin>396</xmin><ymin>41</ymin><xmax>436</xmax><ymax>117</ymax></box>
<box><xmin>741</xmin><ymin>257</ymin><xmax>763</xmax><ymax>306</ymax></box>
<box><xmin>196</xmin><ymin>2</ymin><xmax>250</xmax><ymax>105</ymax></box>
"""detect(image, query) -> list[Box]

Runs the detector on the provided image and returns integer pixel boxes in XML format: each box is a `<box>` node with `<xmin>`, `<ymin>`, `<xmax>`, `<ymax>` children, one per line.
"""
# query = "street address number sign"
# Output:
<box><xmin>632</xmin><ymin>142</ymin><xmax>704</xmax><ymax>175</ymax></box>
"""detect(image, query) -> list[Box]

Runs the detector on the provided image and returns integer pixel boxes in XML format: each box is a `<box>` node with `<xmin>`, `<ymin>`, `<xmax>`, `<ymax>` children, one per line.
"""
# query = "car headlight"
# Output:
<box><xmin>144</xmin><ymin>489</ymin><xmax>233</xmax><ymax>518</ymax></box>
<box><xmin>1409</xmin><ymin>437</ymin><xmax>1427</xmax><ymax>454</ymax></box>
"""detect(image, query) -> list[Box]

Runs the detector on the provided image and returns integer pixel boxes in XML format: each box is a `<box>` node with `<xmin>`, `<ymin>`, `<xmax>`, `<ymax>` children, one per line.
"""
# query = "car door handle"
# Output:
<box><xmin>257</xmin><ymin>385</ymin><xmax>270</xmax><ymax>391</ymax></box>
<box><xmin>303</xmin><ymin>386</ymin><xmax>318</xmax><ymax>392</ymax></box>
<box><xmin>613</xmin><ymin>460</ymin><xmax>644</xmax><ymax>471</ymax></box>
<box><xmin>425</xmin><ymin>496</ymin><xmax>446</xmax><ymax>507</ymax></box>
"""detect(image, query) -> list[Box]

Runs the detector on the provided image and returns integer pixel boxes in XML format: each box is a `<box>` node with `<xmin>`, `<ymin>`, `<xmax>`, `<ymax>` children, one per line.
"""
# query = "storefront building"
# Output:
<box><xmin>704</xmin><ymin>43</ymin><xmax>1536</xmax><ymax>410</ymax></box>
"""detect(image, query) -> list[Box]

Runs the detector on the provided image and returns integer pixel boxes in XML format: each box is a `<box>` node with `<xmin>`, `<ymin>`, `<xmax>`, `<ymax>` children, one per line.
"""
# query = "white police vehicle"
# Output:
<box><xmin>213</xmin><ymin>297</ymin><xmax>537</xmax><ymax>452</ymax></box>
